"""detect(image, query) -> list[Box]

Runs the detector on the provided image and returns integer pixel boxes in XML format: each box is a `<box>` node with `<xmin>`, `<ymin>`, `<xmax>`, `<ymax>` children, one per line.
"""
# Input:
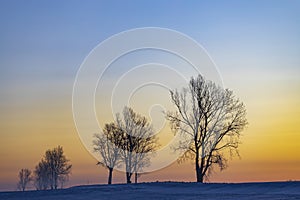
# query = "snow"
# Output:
<box><xmin>0</xmin><ymin>181</ymin><xmax>299</xmax><ymax>200</ymax></box>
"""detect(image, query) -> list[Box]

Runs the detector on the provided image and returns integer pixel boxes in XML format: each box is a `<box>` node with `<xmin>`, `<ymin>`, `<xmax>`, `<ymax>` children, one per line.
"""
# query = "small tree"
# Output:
<box><xmin>116</xmin><ymin>106</ymin><xmax>158</xmax><ymax>184</ymax></box>
<box><xmin>167</xmin><ymin>75</ymin><xmax>247</xmax><ymax>182</ymax></box>
<box><xmin>45</xmin><ymin>146</ymin><xmax>72</xmax><ymax>189</ymax></box>
<box><xmin>93</xmin><ymin>123</ymin><xmax>124</xmax><ymax>184</ymax></box>
<box><xmin>33</xmin><ymin>146</ymin><xmax>72</xmax><ymax>190</ymax></box>
<box><xmin>17</xmin><ymin>168</ymin><xmax>32</xmax><ymax>191</ymax></box>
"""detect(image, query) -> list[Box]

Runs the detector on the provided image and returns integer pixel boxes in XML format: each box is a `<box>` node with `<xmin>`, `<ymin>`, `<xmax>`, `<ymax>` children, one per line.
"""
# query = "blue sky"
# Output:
<box><xmin>1</xmin><ymin>0</ymin><xmax>299</xmax><ymax>110</ymax></box>
<box><xmin>1</xmin><ymin>0</ymin><xmax>299</xmax><ymax>81</ymax></box>
<box><xmin>0</xmin><ymin>1</ymin><xmax>300</xmax><ymax>72</ymax></box>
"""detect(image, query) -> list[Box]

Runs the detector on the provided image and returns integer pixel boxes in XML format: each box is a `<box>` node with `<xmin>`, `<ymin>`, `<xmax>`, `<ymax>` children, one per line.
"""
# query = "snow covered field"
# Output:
<box><xmin>0</xmin><ymin>181</ymin><xmax>299</xmax><ymax>200</ymax></box>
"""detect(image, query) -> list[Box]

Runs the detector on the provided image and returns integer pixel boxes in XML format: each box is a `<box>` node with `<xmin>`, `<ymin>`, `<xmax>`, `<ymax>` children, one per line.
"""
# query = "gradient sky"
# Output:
<box><xmin>0</xmin><ymin>0</ymin><xmax>300</xmax><ymax>191</ymax></box>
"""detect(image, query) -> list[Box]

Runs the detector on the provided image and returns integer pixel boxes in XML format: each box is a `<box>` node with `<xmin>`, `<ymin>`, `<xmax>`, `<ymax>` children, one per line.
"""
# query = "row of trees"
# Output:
<box><xmin>94</xmin><ymin>74</ymin><xmax>247</xmax><ymax>184</ymax></box>
<box><xmin>93</xmin><ymin>107</ymin><xmax>159</xmax><ymax>184</ymax></box>
<box><xmin>17</xmin><ymin>146</ymin><xmax>72</xmax><ymax>191</ymax></box>
<box><xmin>18</xmin><ymin>74</ymin><xmax>247</xmax><ymax>189</ymax></box>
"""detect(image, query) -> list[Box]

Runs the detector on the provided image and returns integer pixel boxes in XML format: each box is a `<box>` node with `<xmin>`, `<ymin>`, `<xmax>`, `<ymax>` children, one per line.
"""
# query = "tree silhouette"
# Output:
<box><xmin>93</xmin><ymin>123</ymin><xmax>124</xmax><ymax>184</ymax></box>
<box><xmin>17</xmin><ymin>168</ymin><xmax>32</xmax><ymax>191</ymax></box>
<box><xmin>167</xmin><ymin>75</ymin><xmax>247</xmax><ymax>183</ymax></box>
<box><xmin>33</xmin><ymin>146</ymin><xmax>72</xmax><ymax>190</ymax></box>
<box><xmin>116</xmin><ymin>106</ymin><xmax>158</xmax><ymax>184</ymax></box>
<box><xmin>45</xmin><ymin>146</ymin><xmax>72</xmax><ymax>189</ymax></box>
<box><xmin>33</xmin><ymin>159</ymin><xmax>50</xmax><ymax>190</ymax></box>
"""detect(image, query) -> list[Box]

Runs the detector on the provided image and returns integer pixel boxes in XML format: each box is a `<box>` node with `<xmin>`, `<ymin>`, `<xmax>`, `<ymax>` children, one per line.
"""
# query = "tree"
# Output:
<box><xmin>116</xmin><ymin>106</ymin><xmax>158</xmax><ymax>184</ymax></box>
<box><xmin>93</xmin><ymin>123</ymin><xmax>124</xmax><ymax>184</ymax></box>
<box><xmin>17</xmin><ymin>168</ymin><xmax>32</xmax><ymax>191</ymax></box>
<box><xmin>33</xmin><ymin>159</ymin><xmax>50</xmax><ymax>190</ymax></box>
<box><xmin>33</xmin><ymin>146</ymin><xmax>72</xmax><ymax>190</ymax></box>
<box><xmin>167</xmin><ymin>75</ymin><xmax>247</xmax><ymax>183</ymax></box>
<box><xmin>45</xmin><ymin>146</ymin><xmax>72</xmax><ymax>189</ymax></box>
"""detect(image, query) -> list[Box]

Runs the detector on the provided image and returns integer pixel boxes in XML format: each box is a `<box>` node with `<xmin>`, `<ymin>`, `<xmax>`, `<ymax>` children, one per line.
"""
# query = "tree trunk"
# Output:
<box><xmin>197</xmin><ymin>171</ymin><xmax>203</xmax><ymax>183</ymax></box>
<box><xmin>199</xmin><ymin>157</ymin><xmax>205</xmax><ymax>183</ymax></box>
<box><xmin>134</xmin><ymin>172</ymin><xmax>138</xmax><ymax>184</ymax></box>
<box><xmin>195</xmin><ymin>158</ymin><xmax>203</xmax><ymax>182</ymax></box>
<box><xmin>195</xmin><ymin>151</ymin><xmax>204</xmax><ymax>183</ymax></box>
<box><xmin>54</xmin><ymin>174</ymin><xmax>58</xmax><ymax>189</ymax></box>
<box><xmin>126</xmin><ymin>172</ymin><xmax>132</xmax><ymax>184</ymax></box>
<box><xmin>108</xmin><ymin>168</ymin><xmax>113</xmax><ymax>184</ymax></box>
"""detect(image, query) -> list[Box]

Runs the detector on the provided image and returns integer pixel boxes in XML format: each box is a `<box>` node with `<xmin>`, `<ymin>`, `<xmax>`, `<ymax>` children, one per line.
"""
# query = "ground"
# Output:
<box><xmin>0</xmin><ymin>181</ymin><xmax>299</xmax><ymax>200</ymax></box>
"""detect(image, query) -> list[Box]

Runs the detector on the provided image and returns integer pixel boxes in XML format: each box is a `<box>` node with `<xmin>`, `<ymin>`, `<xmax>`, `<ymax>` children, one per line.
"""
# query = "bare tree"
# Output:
<box><xmin>33</xmin><ymin>146</ymin><xmax>72</xmax><ymax>190</ymax></box>
<box><xmin>167</xmin><ymin>75</ymin><xmax>247</xmax><ymax>183</ymax></box>
<box><xmin>116</xmin><ymin>106</ymin><xmax>158</xmax><ymax>184</ymax></box>
<box><xmin>93</xmin><ymin>123</ymin><xmax>124</xmax><ymax>184</ymax></box>
<box><xmin>33</xmin><ymin>159</ymin><xmax>50</xmax><ymax>190</ymax></box>
<box><xmin>44</xmin><ymin>146</ymin><xmax>72</xmax><ymax>189</ymax></box>
<box><xmin>17</xmin><ymin>168</ymin><xmax>32</xmax><ymax>191</ymax></box>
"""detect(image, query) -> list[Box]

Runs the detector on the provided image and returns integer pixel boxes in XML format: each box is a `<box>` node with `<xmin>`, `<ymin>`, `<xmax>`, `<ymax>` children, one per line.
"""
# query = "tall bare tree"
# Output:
<box><xmin>167</xmin><ymin>75</ymin><xmax>247</xmax><ymax>183</ymax></box>
<box><xmin>116</xmin><ymin>106</ymin><xmax>158</xmax><ymax>184</ymax></box>
<box><xmin>17</xmin><ymin>168</ymin><xmax>32</xmax><ymax>191</ymax></box>
<box><xmin>93</xmin><ymin>123</ymin><xmax>124</xmax><ymax>184</ymax></box>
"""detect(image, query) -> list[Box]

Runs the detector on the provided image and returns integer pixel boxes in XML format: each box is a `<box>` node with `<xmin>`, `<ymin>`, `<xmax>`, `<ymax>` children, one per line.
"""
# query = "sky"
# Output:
<box><xmin>0</xmin><ymin>0</ymin><xmax>300</xmax><ymax>191</ymax></box>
